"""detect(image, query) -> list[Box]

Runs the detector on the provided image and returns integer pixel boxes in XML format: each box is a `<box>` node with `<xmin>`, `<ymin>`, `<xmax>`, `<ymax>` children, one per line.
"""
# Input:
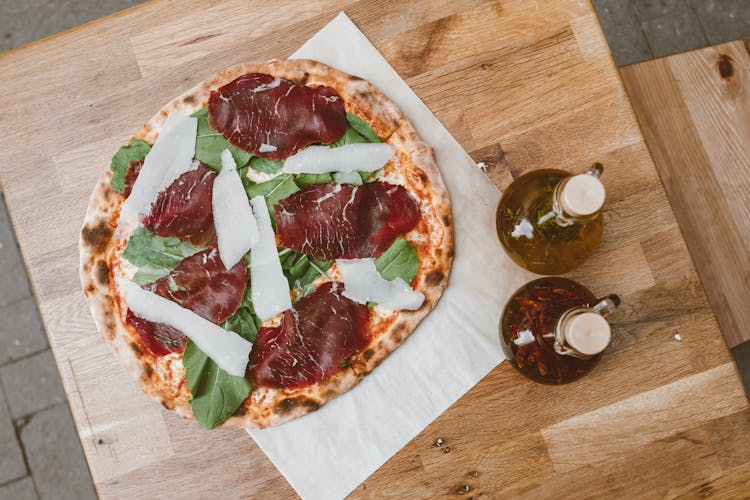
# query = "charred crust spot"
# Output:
<box><xmin>130</xmin><ymin>341</ymin><xmax>144</xmax><ymax>357</ymax></box>
<box><xmin>274</xmin><ymin>397</ymin><xmax>320</xmax><ymax>415</ymax></box>
<box><xmin>324</xmin><ymin>389</ymin><xmax>336</xmax><ymax>399</ymax></box>
<box><xmin>141</xmin><ymin>364</ymin><xmax>153</xmax><ymax>380</ymax></box>
<box><xmin>363</xmin><ymin>349</ymin><xmax>374</xmax><ymax>361</ymax></box>
<box><xmin>416</xmin><ymin>170</ymin><xmax>428</xmax><ymax>184</ymax></box>
<box><xmin>350</xmin><ymin>75</ymin><xmax>364</xmax><ymax>82</ymax></box>
<box><xmin>85</xmin><ymin>284</ymin><xmax>95</xmax><ymax>295</ymax></box>
<box><xmin>81</xmin><ymin>222</ymin><xmax>113</xmax><ymax>254</ymax></box>
<box><xmin>442</xmin><ymin>214</ymin><xmax>451</xmax><ymax>227</ymax></box>
<box><xmin>426</xmin><ymin>270</ymin><xmax>444</xmax><ymax>286</ymax></box>
<box><xmin>233</xmin><ymin>404</ymin><xmax>248</xmax><ymax>417</ymax></box>
<box><xmin>96</xmin><ymin>261</ymin><xmax>109</xmax><ymax>286</ymax></box>
<box><xmin>161</xmin><ymin>398</ymin><xmax>175</xmax><ymax>410</ymax></box>
<box><xmin>183</xmin><ymin>94</ymin><xmax>196</xmax><ymax>104</ymax></box>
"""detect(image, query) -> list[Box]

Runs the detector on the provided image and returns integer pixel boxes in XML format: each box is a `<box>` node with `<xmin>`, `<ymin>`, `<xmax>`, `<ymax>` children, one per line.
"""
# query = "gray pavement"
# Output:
<box><xmin>0</xmin><ymin>1</ymin><xmax>749</xmax><ymax>499</ymax></box>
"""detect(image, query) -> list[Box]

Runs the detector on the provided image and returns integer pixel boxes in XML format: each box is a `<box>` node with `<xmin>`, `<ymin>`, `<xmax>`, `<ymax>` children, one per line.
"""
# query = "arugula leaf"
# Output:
<box><xmin>278</xmin><ymin>247</ymin><xmax>331</xmax><ymax>299</ymax></box>
<box><xmin>192</xmin><ymin>108</ymin><xmax>251</xmax><ymax>171</ymax></box>
<box><xmin>244</xmin><ymin>174</ymin><xmax>300</xmax><ymax>216</ymax></box>
<box><xmin>221</xmin><ymin>255</ymin><xmax>262</xmax><ymax>342</ymax></box>
<box><xmin>345</xmin><ymin>112</ymin><xmax>381</xmax><ymax>143</ymax></box>
<box><xmin>183</xmin><ymin>340</ymin><xmax>252</xmax><ymax>430</ymax></box>
<box><xmin>123</xmin><ymin>227</ymin><xmax>203</xmax><ymax>285</ymax></box>
<box><xmin>375</xmin><ymin>238</ymin><xmax>419</xmax><ymax>284</ymax></box>
<box><xmin>332</xmin><ymin>171</ymin><xmax>364</xmax><ymax>185</ymax></box>
<box><xmin>110</xmin><ymin>139</ymin><xmax>151</xmax><ymax>194</ymax></box>
<box><xmin>249</xmin><ymin>157</ymin><xmax>284</xmax><ymax>174</ymax></box>
<box><xmin>330</xmin><ymin>126</ymin><xmax>368</xmax><ymax>147</ymax></box>
<box><xmin>295</xmin><ymin>173</ymin><xmax>332</xmax><ymax>186</ymax></box>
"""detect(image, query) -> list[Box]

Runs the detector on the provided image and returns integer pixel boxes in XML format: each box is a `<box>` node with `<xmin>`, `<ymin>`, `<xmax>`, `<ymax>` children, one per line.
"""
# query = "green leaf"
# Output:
<box><xmin>332</xmin><ymin>171</ymin><xmax>364</xmax><ymax>185</ymax></box>
<box><xmin>278</xmin><ymin>247</ymin><xmax>331</xmax><ymax>298</ymax></box>
<box><xmin>330</xmin><ymin>126</ymin><xmax>368</xmax><ymax>148</ymax></box>
<box><xmin>295</xmin><ymin>173</ymin><xmax>332</xmax><ymax>186</ymax></box>
<box><xmin>344</xmin><ymin>112</ymin><xmax>381</xmax><ymax>143</ymax></box>
<box><xmin>375</xmin><ymin>238</ymin><xmax>419</xmax><ymax>284</ymax></box>
<box><xmin>183</xmin><ymin>340</ymin><xmax>252</xmax><ymax>430</ymax></box>
<box><xmin>245</xmin><ymin>174</ymin><xmax>300</xmax><ymax>216</ymax></box>
<box><xmin>109</xmin><ymin>139</ymin><xmax>151</xmax><ymax>194</ymax></box>
<box><xmin>123</xmin><ymin>227</ymin><xmax>203</xmax><ymax>284</ymax></box>
<box><xmin>249</xmin><ymin>157</ymin><xmax>284</xmax><ymax>174</ymax></box>
<box><xmin>192</xmin><ymin>108</ymin><xmax>251</xmax><ymax>171</ymax></box>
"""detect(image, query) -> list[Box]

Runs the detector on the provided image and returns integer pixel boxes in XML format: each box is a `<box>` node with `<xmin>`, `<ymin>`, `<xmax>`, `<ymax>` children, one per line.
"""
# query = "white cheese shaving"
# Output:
<box><xmin>121</xmin><ymin>114</ymin><xmax>198</xmax><ymax>221</ymax></box>
<box><xmin>250</xmin><ymin>196</ymin><xmax>292</xmax><ymax>321</ymax></box>
<box><xmin>259</xmin><ymin>143</ymin><xmax>278</xmax><ymax>153</ymax></box>
<box><xmin>335</xmin><ymin>258</ymin><xmax>424</xmax><ymax>312</ymax></box>
<box><xmin>282</xmin><ymin>143</ymin><xmax>395</xmax><ymax>174</ymax></box>
<box><xmin>213</xmin><ymin>150</ymin><xmax>259</xmax><ymax>269</ymax></box>
<box><xmin>116</xmin><ymin>277</ymin><xmax>252</xmax><ymax>377</ymax></box>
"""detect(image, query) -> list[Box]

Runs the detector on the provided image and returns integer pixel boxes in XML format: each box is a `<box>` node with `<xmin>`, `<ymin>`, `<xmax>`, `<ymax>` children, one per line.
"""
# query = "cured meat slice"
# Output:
<box><xmin>276</xmin><ymin>182</ymin><xmax>420</xmax><ymax>260</ymax></box>
<box><xmin>208</xmin><ymin>73</ymin><xmax>348</xmax><ymax>160</ymax></box>
<box><xmin>249</xmin><ymin>282</ymin><xmax>370</xmax><ymax>389</ymax></box>
<box><xmin>122</xmin><ymin>160</ymin><xmax>143</xmax><ymax>198</ymax></box>
<box><xmin>142</xmin><ymin>164</ymin><xmax>217</xmax><ymax>247</ymax></box>
<box><xmin>126</xmin><ymin>249</ymin><xmax>247</xmax><ymax>356</ymax></box>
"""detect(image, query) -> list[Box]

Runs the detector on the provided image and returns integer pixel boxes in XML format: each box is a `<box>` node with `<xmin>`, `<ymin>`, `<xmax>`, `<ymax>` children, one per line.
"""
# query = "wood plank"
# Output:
<box><xmin>0</xmin><ymin>1</ymin><xmax>746</xmax><ymax>497</ymax></box>
<box><xmin>620</xmin><ymin>42</ymin><xmax>750</xmax><ymax>368</ymax></box>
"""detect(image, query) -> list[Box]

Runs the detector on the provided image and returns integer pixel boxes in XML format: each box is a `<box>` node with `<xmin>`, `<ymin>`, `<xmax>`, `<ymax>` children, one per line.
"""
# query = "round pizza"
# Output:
<box><xmin>79</xmin><ymin>60</ymin><xmax>453</xmax><ymax>429</ymax></box>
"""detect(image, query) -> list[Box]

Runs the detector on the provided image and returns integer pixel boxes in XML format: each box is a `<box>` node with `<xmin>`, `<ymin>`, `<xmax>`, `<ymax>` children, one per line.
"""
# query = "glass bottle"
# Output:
<box><xmin>500</xmin><ymin>277</ymin><xmax>619</xmax><ymax>384</ymax></box>
<box><xmin>496</xmin><ymin>164</ymin><xmax>606</xmax><ymax>275</ymax></box>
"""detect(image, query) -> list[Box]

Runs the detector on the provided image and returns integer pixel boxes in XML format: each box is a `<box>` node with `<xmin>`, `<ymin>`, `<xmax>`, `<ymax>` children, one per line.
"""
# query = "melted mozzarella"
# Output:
<box><xmin>250</xmin><ymin>196</ymin><xmax>292</xmax><ymax>321</ymax></box>
<box><xmin>116</xmin><ymin>278</ymin><xmax>251</xmax><ymax>376</ymax></box>
<box><xmin>336</xmin><ymin>258</ymin><xmax>424</xmax><ymax>311</ymax></box>
<box><xmin>282</xmin><ymin>143</ymin><xmax>395</xmax><ymax>174</ymax></box>
<box><xmin>213</xmin><ymin>150</ymin><xmax>259</xmax><ymax>269</ymax></box>
<box><xmin>121</xmin><ymin>114</ymin><xmax>198</xmax><ymax>221</ymax></box>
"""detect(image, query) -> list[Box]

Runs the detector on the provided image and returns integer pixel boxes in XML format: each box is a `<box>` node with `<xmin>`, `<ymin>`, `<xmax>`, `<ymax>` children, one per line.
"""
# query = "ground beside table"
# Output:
<box><xmin>0</xmin><ymin>0</ymin><xmax>747</xmax><ymax>497</ymax></box>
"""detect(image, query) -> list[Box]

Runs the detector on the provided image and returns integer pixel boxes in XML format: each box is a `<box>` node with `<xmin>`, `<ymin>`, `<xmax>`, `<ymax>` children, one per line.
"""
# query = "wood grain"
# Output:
<box><xmin>620</xmin><ymin>42</ymin><xmax>750</xmax><ymax>362</ymax></box>
<box><xmin>0</xmin><ymin>1</ymin><xmax>747</xmax><ymax>497</ymax></box>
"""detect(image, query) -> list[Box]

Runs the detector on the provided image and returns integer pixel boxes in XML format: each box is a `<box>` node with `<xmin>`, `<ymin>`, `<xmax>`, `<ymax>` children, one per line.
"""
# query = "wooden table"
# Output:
<box><xmin>1</xmin><ymin>1</ymin><xmax>748</xmax><ymax>497</ymax></box>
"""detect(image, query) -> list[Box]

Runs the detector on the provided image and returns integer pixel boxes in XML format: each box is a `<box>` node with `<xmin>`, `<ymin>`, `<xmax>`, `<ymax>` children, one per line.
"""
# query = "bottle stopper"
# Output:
<box><xmin>564</xmin><ymin>311</ymin><xmax>611</xmax><ymax>356</ymax></box>
<box><xmin>560</xmin><ymin>174</ymin><xmax>606</xmax><ymax>217</ymax></box>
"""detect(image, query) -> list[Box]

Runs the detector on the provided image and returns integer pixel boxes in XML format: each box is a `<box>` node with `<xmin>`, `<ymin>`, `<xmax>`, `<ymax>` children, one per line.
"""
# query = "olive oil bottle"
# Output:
<box><xmin>496</xmin><ymin>164</ymin><xmax>605</xmax><ymax>275</ymax></box>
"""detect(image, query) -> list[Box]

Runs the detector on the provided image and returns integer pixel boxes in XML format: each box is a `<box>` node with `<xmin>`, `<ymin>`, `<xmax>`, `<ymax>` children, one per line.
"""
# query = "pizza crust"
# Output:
<box><xmin>80</xmin><ymin>59</ymin><xmax>453</xmax><ymax>429</ymax></box>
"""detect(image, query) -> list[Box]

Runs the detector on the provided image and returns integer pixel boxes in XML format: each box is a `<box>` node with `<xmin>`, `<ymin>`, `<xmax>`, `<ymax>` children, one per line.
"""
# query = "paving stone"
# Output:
<box><xmin>0</xmin><ymin>477</ymin><xmax>37</xmax><ymax>500</ymax></box>
<box><xmin>0</xmin><ymin>193</ymin><xmax>32</xmax><ymax>307</ymax></box>
<box><xmin>0</xmin><ymin>297</ymin><xmax>48</xmax><ymax>366</ymax></box>
<box><xmin>632</xmin><ymin>0</ymin><xmax>689</xmax><ymax>19</ymax></box>
<box><xmin>640</xmin><ymin>7</ymin><xmax>709</xmax><ymax>58</ymax></box>
<box><xmin>592</xmin><ymin>0</ymin><xmax>654</xmax><ymax>66</ymax></box>
<box><xmin>20</xmin><ymin>404</ymin><xmax>95</xmax><ymax>500</ymax></box>
<box><xmin>0</xmin><ymin>0</ymin><xmax>144</xmax><ymax>52</ymax></box>
<box><xmin>0</xmin><ymin>383</ymin><xmax>26</xmax><ymax>484</ymax></box>
<box><xmin>0</xmin><ymin>350</ymin><xmax>65</xmax><ymax>419</ymax></box>
<box><xmin>691</xmin><ymin>0</ymin><xmax>750</xmax><ymax>45</ymax></box>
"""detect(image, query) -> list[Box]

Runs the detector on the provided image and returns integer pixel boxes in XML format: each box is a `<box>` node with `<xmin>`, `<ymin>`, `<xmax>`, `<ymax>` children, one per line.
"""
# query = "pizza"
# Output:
<box><xmin>79</xmin><ymin>59</ymin><xmax>453</xmax><ymax>429</ymax></box>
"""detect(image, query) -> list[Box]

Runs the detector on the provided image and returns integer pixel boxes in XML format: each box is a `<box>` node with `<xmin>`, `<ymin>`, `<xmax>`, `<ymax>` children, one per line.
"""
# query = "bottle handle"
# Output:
<box><xmin>591</xmin><ymin>294</ymin><xmax>620</xmax><ymax>318</ymax></box>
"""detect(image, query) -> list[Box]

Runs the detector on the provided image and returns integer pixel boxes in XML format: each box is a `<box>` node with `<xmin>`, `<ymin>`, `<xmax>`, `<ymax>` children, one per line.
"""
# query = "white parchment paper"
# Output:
<box><xmin>248</xmin><ymin>12</ymin><xmax>531</xmax><ymax>499</ymax></box>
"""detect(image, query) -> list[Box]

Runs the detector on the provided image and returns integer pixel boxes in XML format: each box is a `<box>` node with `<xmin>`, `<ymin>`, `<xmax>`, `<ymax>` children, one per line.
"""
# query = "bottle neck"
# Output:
<box><xmin>554</xmin><ymin>294</ymin><xmax>619</xmax><ymax>359</ymax></box>
<box><xmin>551</xmin><ymin>164</ymin><xmax>605</xmax><ymax>226</ymax></box>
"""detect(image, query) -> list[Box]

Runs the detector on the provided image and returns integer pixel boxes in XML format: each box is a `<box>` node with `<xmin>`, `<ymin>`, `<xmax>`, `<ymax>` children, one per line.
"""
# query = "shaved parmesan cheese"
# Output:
<box><xmin>336</xmin><ymin>258</ymin><xmax>424</xmax><ymax>311</ymax></box>
<box><xmin>213</xmin><ymin>150</ymin><xmax>259</xmax><ymax>269</ymax></box>
<box><xmin>116</xmin><ymin>277</ymin><xmax>251</xmax><ymax>377</ymax></box>
<box><xmin>250</xmin><ymin>196</ymin><xmax>292</xmax><ymax>321</ymax></box>
<box><xmin>121</xmin><ymin>114</ymin><xmax>198</xmax><ymax>221</ymax></box>
<box><xmin>282</xmin><ymin>143</ymin><xmax>395</xmax><ymax>174</ymax></box>
<box><xmin>259</xmin><ymin>143</ymin><xmax>278</xmax><ymax>153</ymax></box>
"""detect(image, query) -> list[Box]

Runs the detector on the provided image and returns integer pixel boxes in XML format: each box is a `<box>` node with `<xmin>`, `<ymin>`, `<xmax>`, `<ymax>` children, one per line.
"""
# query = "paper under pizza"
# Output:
<box><xmin>79</xmin><ymin>60</ymin><xmax>453</xmax><ymax>429</ymax></box>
